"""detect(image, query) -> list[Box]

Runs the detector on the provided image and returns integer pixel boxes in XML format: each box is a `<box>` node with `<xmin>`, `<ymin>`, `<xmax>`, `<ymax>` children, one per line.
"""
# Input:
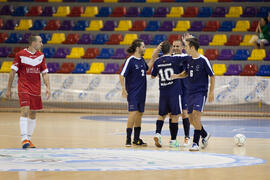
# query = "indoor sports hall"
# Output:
<box><xmin>0</xmin><ymin>0</ymin><xmax>270</xmax><ymax>179</ymax></box>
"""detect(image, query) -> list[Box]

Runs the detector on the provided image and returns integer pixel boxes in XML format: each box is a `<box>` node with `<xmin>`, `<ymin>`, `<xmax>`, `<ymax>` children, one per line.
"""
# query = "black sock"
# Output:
<box><xmin>169</xmin><ymin>119</ymin><xmax>172</xmax><ymax>139</ymax></box>
<box><xmin>182</xmin><ymin>118</ymin><xmax>190</xmax><ymax>138</ymax></box>
<box><xmin>134</xmin><ymin>127</ymin><xmax>141</xmax><ymax>141</ymax></box>
<box><xmin>156</xmin><ymin>120</ymin><xmax>164</xmax><ymax>134</ymax></box>
<box><xmin>201</xmin><ymin>126</ymin><xmax>207</xmax><ymax>138</ymax></box>
<box><xmin>170</xmin><ymin>122</ymin><xmax>178</xmax><ymax>140</ymax></box>
<box><xmin>126</xmin><ymin>128</ymin><xmax>132</xmax><ymax>140</ymax></box>
<box><xmin>193</xmin><ymin>130</ymin><xmax>201</xmax><ymax>145</ymax></box>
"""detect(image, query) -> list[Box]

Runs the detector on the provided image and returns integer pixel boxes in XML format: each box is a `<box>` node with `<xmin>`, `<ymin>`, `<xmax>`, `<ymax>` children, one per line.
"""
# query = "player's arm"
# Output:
<box><xmin>170</xmin><ymin>71</ymin><xmax>188</xmax><ymax>80</ymax></box>
<box><xmin>208</xmin><ymin>76</ymin><xmax>215</xmax><ymax>103</ymax></box>
<box><xmin>6</xmin><ymin>69</ymin><xmax>16</xmax><ymax>99</ymax></box>
<box><xmin>42</xmin><ymin>73</ymin><xmax>51</xmax><ymax>100</ymax></box>
<box><xmin>147</xmin><ymin>43</ymin><xmax>161</xmax><ymax>70</ymax></box>
<box><xmin>119</xmin><ymin>75</ymin><xmax>127</xmax><ymax>98</ymax></box>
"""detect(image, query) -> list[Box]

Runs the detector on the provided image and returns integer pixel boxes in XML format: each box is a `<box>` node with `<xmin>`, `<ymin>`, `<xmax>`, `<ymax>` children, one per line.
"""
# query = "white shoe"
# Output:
<box><xmin>169</xmin><ymin>140</ymin><xmax>180</xmax><ymax>148</ymax></box>
<box><xmin>189</xmin><ymin>143</ymin><xmax>200</xmax><ymax>151</ymax></box>
<box><xmin>183</xmin><ymin>137</ymin><xmax>191</xmax><ymax>147</ymax></box>
<box><xmin>153</xmin><ymin>133</ymin><xmax>162</xmax><ymax>147</ymax></box>
<box><xmin>201</xmin><ymin>133</ymin><xmax>211</xmax><ymax>149</ymax></box>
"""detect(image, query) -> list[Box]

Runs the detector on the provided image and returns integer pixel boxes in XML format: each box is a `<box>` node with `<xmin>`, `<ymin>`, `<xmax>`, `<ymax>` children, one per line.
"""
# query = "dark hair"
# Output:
<box><xmin>186</xmin><ymin>38</ymin><xmax>200</xmax><ymax>51</ymax></box>
<box><xmin>127</xmin><ymin>39</ymin><xmax>144</xmax><ymax>54</ymax></box>
<box><xmin>262</xmin><ymin>17</ymin><xmax>268</xmax><ymax>24</ymax></box>
<box><xmin>161</xmin><ymin>41</ymin><xmax>171</xmax><ymax>54</ymax></box>
<box><xmin>28</xmin><ymin>35</ymin><xmax>39</xmax><ymax>45</ymax></box>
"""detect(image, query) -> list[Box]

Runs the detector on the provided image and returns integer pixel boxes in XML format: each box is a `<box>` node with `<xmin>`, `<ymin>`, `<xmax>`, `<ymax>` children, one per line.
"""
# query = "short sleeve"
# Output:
<box><xmin>40</xmin><ymin>55</ymin><xmax>48</xmax><ymax>73</ymax></box>
<box><xmin>120</xmin><ymin>58</ymin><xmax>132</xmax><ymax>77</ymax></box>
<box><xmin>11</xmin><ymin>53</ymin><xmax>21</xmax><ymax>72</ymax></box>
<box><xmin>203</xmin><ymin>58</ymin><xmax>214</xmax><ymax>76</ymax></box>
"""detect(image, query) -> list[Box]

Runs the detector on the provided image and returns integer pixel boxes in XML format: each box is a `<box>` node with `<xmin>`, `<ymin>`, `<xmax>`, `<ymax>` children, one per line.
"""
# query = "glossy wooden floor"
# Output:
<box><xmin>0</xmin><ymin>112</ymin><xmax>269</xmax><ymax>180</ymax></box>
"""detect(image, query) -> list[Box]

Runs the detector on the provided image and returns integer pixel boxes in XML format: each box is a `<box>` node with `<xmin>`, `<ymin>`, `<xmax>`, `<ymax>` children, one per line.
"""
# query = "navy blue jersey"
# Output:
<box><xmin>120</xmin><ymin>56</ymin><xmax>149</xmax><ymax>101</ymax></box>
<box><xmin>151</xmin><ymin>55</ymin><xmax>185</xmax><ymax>96</ymax></box>
<box><xmin>185</xmin><ymin>55</ymin><xmax>214</xmax><ymax>94</ymax></box>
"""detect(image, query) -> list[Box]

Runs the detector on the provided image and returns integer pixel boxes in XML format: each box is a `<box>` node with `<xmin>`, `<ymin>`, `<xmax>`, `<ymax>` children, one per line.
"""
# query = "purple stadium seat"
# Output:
<box><xmin>0</xmin><ymin>5</ymin><xmax>14</xmax><ymax>15</ymax></box>
<box><xmin>101</xmin><ymin>20</ymin><xmax>117</xmax><ymax>31</ymax></box>
<box><xmin>189</xmin><ymin>21</ymin><xmax>204</xmax><ymax>31</ymax></box>
<box><xmin>41</xmin><ymin>6</ymin><xmax>56</xmax><ymax>16</ymax></box>
<box><xmin>153</xmin><ymin>7</ymin><xmax>169</xmax><ymax>17</ymax></box>
<box><xmin>59</xmin><ymin>20</ymin><xmax>74</xmax><ymax>31</ymax></box>
<box><xmin>77</xmin><ymin>34</ymin><xmax>93</xmax><ymax>44</ymax></box>
<box><xmin>125</xmin><ymin>7</ymin><xmax>140</xmax><ymax>17</ymax></box>
<box><xmin>241</xmin><ymin>7</ymin><xmax>257</xmax><ymax>17</ymax></box>
<box><xmin>139</xmin><ymin>34</ymin><xmax>152</xmax><ymax>45</ymax></box>
<box><xmin>102</xmin><ymin>63</ymin><xmax>120</xmax><ymax>74</ymax></box>
<box><xmin>2</xmin><ymin>19</ymin><xmax>17</xmax><ymax>30</ymax></box>
<box><xmin>47</xmin><ymin>62</ymin><xmax>60</xmax><ymax>73</ymax></box>
<box><xmin>159</xmin><ymin>21</ymin><xmax>175</xmax><ymax>31</ymax></box>
<box><xmin>112</xmin><ymin>48</ymin><xmax>127</xmax><ymax>59</ymax></box>
<box><xmin>53</xmin><ymin>48</ymin><xmax>70</xmax><ymax>58</ymax></box>
<box><xmin>199</xmin><ymin>34</ymin><xmax>211</xmax><ymax>46</ymax></box>
<box><xmin>0</xmin><ymin>47</ymin><xmax>12</xmax><ymax>57</ymax></box>
<box><xmin>212</xmin><ymin>7</ymin><xmax>227</xmax><ymax>17</ymax></box>
<box><xmin>19</xmin><ymin>33</ymin><xmax>31</xmax><ymax>44</ymax></box>
<box><xmin>264</xmin><ymin>50</ymin><xmax>270</xmax><ymax>61</ymax></box>
<box><xmin>224</xmin><ymin>64</ymin><xmax>242</xmax><ymax>75</ymax></box>
<box><xmin>217</xmin><ymin>49</ymin><xmax>234</xmax><ymax>60</ymax></box>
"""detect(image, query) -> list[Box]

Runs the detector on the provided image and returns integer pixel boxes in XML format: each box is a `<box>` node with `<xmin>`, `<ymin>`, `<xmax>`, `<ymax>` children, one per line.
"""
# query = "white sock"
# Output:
<box><xmin>27</xmin><ymin>118</ymin><xmax>36</xmax><ymax>140</ymax></box>
<box><xmin>20</xmin><ymin>117</ymin><xmax>28</xmax><ymax>141</ymax></box>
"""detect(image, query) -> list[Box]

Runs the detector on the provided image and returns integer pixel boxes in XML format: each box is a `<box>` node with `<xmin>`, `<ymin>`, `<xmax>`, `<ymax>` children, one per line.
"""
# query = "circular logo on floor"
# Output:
<box><xmin>0</xmin><ymin>148</ymin><xmax>265</xmax><ymax>171</ymax></box>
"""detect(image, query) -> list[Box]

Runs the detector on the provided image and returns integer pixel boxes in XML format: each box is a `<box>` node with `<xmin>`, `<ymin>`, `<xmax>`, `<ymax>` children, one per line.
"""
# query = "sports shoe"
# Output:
<box><xmin>125</xmin><ymin>138</ymin><xmax>132</xmax><ymax>147</ymax></box>
<box><xmin>169</xmin><ymin>140</ymin><xmax>180</xmax><ymax>148</ymax></box>
<box><xmin>153</xmin><ymin>133</ymin><xmax>162</xmax><ymax>148</ymax></box>
<box><xmin>29</xmin><ymin>140</ymin><xmax>36</xmax><ymax>148</ymax></box>
<box><xmin>201</xmin><ymin>133</ymin><xmax>211</xmax><ymax>149</ymax></box>
<box><xmin>183</xmin><ymin>137</ymin><xmax>191</xmax><ymax>147</ymax></box>
<box><xmin>189</xmin><ymin>143</ymin><xmax>199</xmax><ymax>151</ymax></box>
<box><xmin>22</xmin><ymin>140</ymin><xmax>30</xmax><ymax>149</ymax></box>
<box><xmin>133</xmin><ymin>139</ymin><xmax>147</xmax><ymax>146</ymax></box>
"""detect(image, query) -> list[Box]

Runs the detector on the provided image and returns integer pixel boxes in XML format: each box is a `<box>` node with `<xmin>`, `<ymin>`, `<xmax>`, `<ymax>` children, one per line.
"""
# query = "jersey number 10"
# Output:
<box><xmin>159</xmin><ymin>68</ymin><xmax>174</xmax><ymax>81</ymax></box>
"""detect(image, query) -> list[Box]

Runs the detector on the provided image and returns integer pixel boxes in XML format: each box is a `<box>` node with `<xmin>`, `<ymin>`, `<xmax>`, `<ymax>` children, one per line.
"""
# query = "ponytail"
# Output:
<box><xmin>127</xmin><ymin>39</ymin><xmax>143</xmax><ymax>54</ymax></box>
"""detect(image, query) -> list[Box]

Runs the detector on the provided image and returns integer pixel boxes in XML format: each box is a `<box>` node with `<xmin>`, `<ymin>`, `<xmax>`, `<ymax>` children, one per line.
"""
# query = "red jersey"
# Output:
<box><xmin>11</xmin><ymin>48</ymin><xmax>48</xmax><ymax>96</ymax></box>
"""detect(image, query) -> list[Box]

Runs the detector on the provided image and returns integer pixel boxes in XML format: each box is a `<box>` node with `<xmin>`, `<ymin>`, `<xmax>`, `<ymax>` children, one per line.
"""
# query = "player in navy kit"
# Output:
<box><xmin>120</xmin><ymin>39</ymin><xmax>156</xmax><ymax>147</ymax></box>
<box><xmin>151</xmin><ymin>41</ymin><xmax>186</xmax><ymax>148</ymax></box>
<box><xmin>172</xmin><ymin>37</ymin><xmax>215</xmax><ymax>151</ymax></box>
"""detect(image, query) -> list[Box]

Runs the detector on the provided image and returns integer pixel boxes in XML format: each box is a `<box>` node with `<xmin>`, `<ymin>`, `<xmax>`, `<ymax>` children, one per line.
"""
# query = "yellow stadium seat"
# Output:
<box><xmin>48</xmin><ymin>0</ymin><xmax>62</xmax><ymax>2</ymax></box>
<box><xmin>240</xmin><ymin>34</ymin><xmax>254</xmax><ymax>46</ymax></box>
<box><xmin>120</xmin><ymin>34</ymin><xmax>138</xmax><ymax>45</ymax></box>
<box><xmin>85</xmin><ymin>20</ymin><xmax>103</xmax><ymax>31</ymax></box>
<box><xmin>146</xmin><ymin>0</ymin><xmax>160</xmax><ymax>2</ymax></box>
<box><xmin>173</xmin><ymin>21</ymin><xmax>190</xmax><ymax>31</ymax></box>
<box><xmin>198</xmin><ymin>48</ymin><xmax>204</xmax><ymax>55</ymax></box>
<box><xmin>86</xmin><ymin>63</ymin><xmax>105</xmax><ymax>74</ymax></box>
<box><xmin>66</xmin><ymin>47</ymin><xmax>85</xmax><ymax>59</ymax></box>
<box><xmin>143</xmin><ymin>48</ymin><xmax>154</xmax><ymax>60</ymax></box>
<box><xmin>53</xmin><ymin>6</ymin><xmax>70</xmax><ymax>17</ymax></box>
<box><xmin>232</xmin><ymin>21</ymin><xmax>250</xmax><ymax>32</ymax></box>
<box><xmin>209</xmin><ymin>34</ymin><xmax>227</xmax><ymax>46</ymax></box>
<box><xmin>204</xmin><ymin>0</ymin><xmax>217</xmax><ymax>2</ymax></box>
<box><xmin>167</xmin><ymin>7</ymin><xmax>184</xmax><ymax>18</ymax></box>
<box><xmin>47</xmin><ymin>33</ymin><xmax>65</xmax><ymax>44</ymax></box>
<box><xmin>104</xmin><ymin>0</ymin><xmax>118</xmax><ymax>2</ymax></box>
<box><xmin>247</xmin><ymin>49</ymin><xmax>266</xmax><ymax>61</ymax></box>
<box><xmin>81</xmin><ymin>6</ymin><xmax>98</xmax><ymax>17</ymax></box>
<box><xmin>115</xmin><ymin>20</ymin><xmax>132</xmax><ymax>31</ymax></box>
<box><xmin>0</xmin><ymin>61</ymin><xmax>13</xmax><ymax>73</ymax></box>
<box><xmin>225</xmin><ymin>6</ymin><xmax>243</xmax><ymax>18</ymax></box>
<box><xmin>0</xmin><ymin>0</ymin><xmax>7</xmax><ymax>2</ymax></box>
<box><xmin>213</xmin><ymin>64</ymin><xmax>226</xmax><ymax>76</ymax></box>
<box><xmin>15</xmin><ymin>19</ymin><xmax>32</xmax><ymax>30</ymax></box>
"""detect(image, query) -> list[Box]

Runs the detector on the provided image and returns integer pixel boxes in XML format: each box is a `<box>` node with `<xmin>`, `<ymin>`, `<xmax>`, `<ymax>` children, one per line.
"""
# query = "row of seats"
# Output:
<box><xmin>0</xmin><ymin>32</ymin><xmax>262</xmax><ymax>47</ymax></box>
<box><xmin>2</xmin><ymin>18</ymin><xmax>262</xmax><ymax>32</ymax></box>
<box><xmin>1</xmin><ymin>5</ymin><xmax>269</xmax><ymax>18</ymax></box>
<box><xmin>1</xmin><ymin>0</ymin><xmax>269</xmax><ymax>2</ymax></box>
<box><xmin>1</xmin><ymin>46</ymin><xmax>269</xmax><ymax>60</ymax></box>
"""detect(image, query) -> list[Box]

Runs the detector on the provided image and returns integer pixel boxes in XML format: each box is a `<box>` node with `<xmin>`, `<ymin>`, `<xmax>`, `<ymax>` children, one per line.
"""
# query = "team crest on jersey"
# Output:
<box><xmin>195</xmin><ymin>65</ymin><xmax>200</xmax><ymax>71</ymax></box>
<box><xmin>135</xmin><ymin>64</ymin><xmax>139</xmax><ymax>69</ymax></box>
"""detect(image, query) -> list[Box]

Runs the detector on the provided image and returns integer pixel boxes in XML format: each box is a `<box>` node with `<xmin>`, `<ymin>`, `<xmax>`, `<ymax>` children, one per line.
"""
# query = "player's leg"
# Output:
<box><xmin>189</xmin><ymin>111</ymin><xmax>201</xmax><ymax>151</ymax></box>
<box><xmin>20</xmin><ymin>106</ymin><xmax>31</xmax><ymax>148</ymax></box>
<box><xmin>154</xmin><ymin>115</ymin><xmax>166</xmax><ymax>148</ymax></box>
<box><xmin>181</xmin><ymin>93</ymin><xmax>190</xmax><ymax>146</ymax></box>
<box><xmin>28</xmin><ymin>110</ymin><xmax>37</xmax><ymax>148</ymax></box>
<box><xmin>133</xmin><ymin>102</ymin><xmax>147</xmax><ymax>146</ymax></box>
<box><xmin>126</xmin><ymin>111</ymin><xmax>136</xmax><ymax>147</ymax></box>
<box><xmin>259</xmin><ymin>40</ymin><xmax>265</xmax><ymax>49</ymax></box>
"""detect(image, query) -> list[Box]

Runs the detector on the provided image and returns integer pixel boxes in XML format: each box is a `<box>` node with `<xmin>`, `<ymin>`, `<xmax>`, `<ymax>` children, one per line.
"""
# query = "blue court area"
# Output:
<box><xmin>80</xmin><ymin>116</ymin><xmax>270</xmax><ymax>139</ymax></box>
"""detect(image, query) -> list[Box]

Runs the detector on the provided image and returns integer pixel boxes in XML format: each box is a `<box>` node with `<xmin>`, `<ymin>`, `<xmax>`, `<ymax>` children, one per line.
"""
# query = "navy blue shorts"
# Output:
<box><xmin>128</xmin><ymin>100</ymin><xmax>145</xmax><ymax>113</ymax></box>
<box><xmin>159</xmin><ymin>94</ymin><xmax>182</xmax><ymax>116</ymax></box>
<box><xmin>187</xmin><ymin>93</ymin><xmax>207</xmax><ymax>114</ymax></box>
<box><xmin>181</xmin><ymin>92</ymin><xmax>188</xmax><ymax>110</ymax></box>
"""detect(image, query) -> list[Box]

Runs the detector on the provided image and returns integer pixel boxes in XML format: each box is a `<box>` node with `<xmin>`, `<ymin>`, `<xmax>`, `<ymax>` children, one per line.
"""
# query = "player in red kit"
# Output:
<box><xmin>6</xmin><ymin>35</ymin><xmax>51</xmax><ymax>149</ymax></box>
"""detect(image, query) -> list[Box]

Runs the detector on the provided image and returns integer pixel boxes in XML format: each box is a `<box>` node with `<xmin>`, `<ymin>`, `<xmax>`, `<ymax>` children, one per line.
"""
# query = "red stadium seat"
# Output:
<box><xmin>91</xmin><ymin>0</ymin><xmax>103</xmax><ymax>2</ymax></box>
<box><xmin>43</xmin><ymin>20</ymin><xmax>60</xmax><ymax>30</ymax></box>
<box><xmin>225</xmin><ymin>34</ymin><xmax>242</xmax><ymax>46</ymax></box>
<box><xmin>62</xmin><ymin>33</ymin><xmax>79</xmax><ymax>44</ymax></box>
<box><xmin>130</xmin><ymin>20</ymin><xmax>146</xmax><ymax>31</ymax></box>
<box><xmin>240</xmin><ymin>64</ymin><xmax>258</xmax><ymax>76</ymax></box>
<box><xmin>205</xmin><ymin>49</ymin><xmax>218</xmax><ymax>60</ymax></box>
<box><xmin>8</xmin><ymin>47</ymin><xmax>24</xmax><ymax>58</ymax></box>
<box><xmin>26</xmin><ymin>6</ymin><xmax>43</xmax><ymax>16</ymax></box>
<box><xmin>182</xmin><ymin>7</ymin><xmax>198</xmax><ymax>17</ymax></box>
<box><xmin>106</xmin><ymin>34</ymin><xmax>123</xmax><ymax>45</ymax></box>
<box><xmin>203</xmin><ymin>21</ymin><xmax>220</xmax><ymax>32</ymax></box>
<box><xmin>110</xmin><ymin>7</ymin><xmax>126</xmax><ymax>17</ymax></box>
<box><xmin>0</xmin><ymin>33</ymin><xmax>8</xmax><ymax>43</ymax></box>
<box><xmin>57</xmin><ymin>62</ymin><xmax>75</xmax><ymax>73</ymax></box>
<box><xmin>168</xmin><ymin>34</ymin><xmax>182</xmax><ymax>44</ymax></box>
<box><xmin>68</xmin><ymin>6</ymin><xmax>84</xmax><ymax>17</ymax></box>
<box><xmin>161</xmin><ymin>0</ymin><xmax>174</xmax><ymax>2</ymax></box>
<box><xmin>0</xmin><ymin>19</ymin><xmax>3</xmax><ymax>29</ymax></box>
<box><xmin>34</xmin><ymin>0</ymin><xmax>48</xmax><ymax>2</ymax></box>
<box><xmin>248</xmin><ymin>20</ymin><xmax>259</xmax><ymax>32</ymax></box>
<box><xmin>82</xmin><ymin>48</ymin><xmax>99</xmax><ymax>59</ymax></box>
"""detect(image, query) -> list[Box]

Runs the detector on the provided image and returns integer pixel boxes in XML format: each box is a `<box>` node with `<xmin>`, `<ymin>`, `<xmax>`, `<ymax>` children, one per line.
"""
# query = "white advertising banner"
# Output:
<box><xmin>0</xmin><ymin>74</ymin><xmax>269</xmax><ymax>105</ymax></box>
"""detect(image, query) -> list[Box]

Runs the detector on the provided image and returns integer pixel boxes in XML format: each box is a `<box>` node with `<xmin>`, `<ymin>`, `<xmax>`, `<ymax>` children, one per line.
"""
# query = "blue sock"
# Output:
<box><xmin>126</xmin><ymin>128</ymin><xmax>132</xmax><ymax>139</ymax></box>
<box><xmin>156</xmin><ymin>120</ymin><xmax>164</xmax><ymax>134</ymax></box>
<box><xmin>193</xmin><ymin>130</ymin><xmax>201</xmax><ymax>145</ymax></box>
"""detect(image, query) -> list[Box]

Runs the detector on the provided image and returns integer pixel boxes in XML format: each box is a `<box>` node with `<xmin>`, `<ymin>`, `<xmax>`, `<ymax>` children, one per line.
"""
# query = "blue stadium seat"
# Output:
<box><xmin>39</xmin><ymin>33</ymin><xmax>51</xmax><ymax>44</ymax></box>
<box><xmin>140</xmin><ymin>7</ymin><xmax>154</xmax><ymax>17</ymax></box>
<box><xmin>150</xmin><ymin>34</ymin><xmax>167</xmax><ymax>45</ymax></box>
<box><xmin>218</xmin><ymin>21</ymin><xmax>235</xmax><ymax>31</ymax></box>
<box><xmin>145</xmin><ymin>21</ymin><xmax>160</xmax><ymax>31</ymax></box>
<box><xmin>30</xmin><ymin>20</ymin><xmax>46</xmax><ymax>30</ymax></box>
<box><xmin>197</xmin><ymin>7</ymin><xmax>212</xmax><ymax>17</ymax></box>
<box><xmin>233</xmin><ymin>49</ymin><xmax>250</xmax><ymax>61</ymax></box>
<box><xmin>93</xmin><ymin>34</ymin><xmax>109</xmax><ymax>44</ymax></box>
<box><xmin>133</xmin><ymin>0</ymin><xmax>146</xmax><ymax>2</ymax></box>
<box><xmin>96</xmin><ymin>48</ymin><xmax>114</xmax><ymax>59</ymax></box>
<box><xmin>96</xmin><ymin>7</ymin><xmax>112</xmax><ymax>17</ymax></box>
<box><xmin>72</xmin><ymin>63</ymin><xmax>90</xmax><ymax>73</ymax></box>
<box><xmin>42</xmin><ymin>47</ymin><xmax>56</xmax><ymax>58</ymax></box>
<box><xmin>72</xmin><ymin>20</ymin><xmax>89</xmax><ymax>31</ymax></box>
<box><xmin>256</xmin><ymin>65</ymin><xmax>270</xmax><ymax>76</ymax></box>
<box><xmin>257</xmin><ymin>7</ymin><xmax>270</xmax><ymax>17</ymax></box>
<box><xmin>12</xmin><ymin>6</ymin><xmax>28</xmax><ymax>16</ymax></box>
<box><xmin>77</xmin><ymin>0</ymin><xmax>89</xmax><ymax>2</ymax></box>
<box><xmin>5</xmin><ymin>33</ymin><xmax>22</xmax><ymax>43</ymax></box>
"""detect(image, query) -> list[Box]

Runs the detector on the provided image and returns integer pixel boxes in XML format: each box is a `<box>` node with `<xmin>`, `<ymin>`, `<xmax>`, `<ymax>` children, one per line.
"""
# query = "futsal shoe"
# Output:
<box><xmin>133</xmin><ymin>139</ymin><xmax>147</xmax><ymax>146</ymax></box>
<box><xmin>169</xmin><ymin>140</ymin><xmax>180</xmax><ymax>148</ymax></box>
<box><xmin>29</xmin><ymin>140</ymin><xmax>36</xmax><ymax>148</ymax></box>
<box><xmin>153</xmin><ymin>133</ymin><xmax>162</xmax><ymax>148</ymax></box>
<box><xmin>201</xmin><ymin>133</ymin><xmax>211</xmax><ymax>149</ymax></box>
<box><xmin>22</xmin><ymin>140</ymin><xmax>30</xmax><ymax>149</ymax></box>
<box><xmin>125</xmin><ymin>138</ymin><xmax>132</xmax><ymax>147</ymax></box>
<box><xmin>189</xmin><ymin>143</ymin><xmax>200</xmax><ymax>151</ymax></box>
<box><xmin>183</xmin><ymin>137</ymin><xmax>191</xmax><ymax>147</ymax></box>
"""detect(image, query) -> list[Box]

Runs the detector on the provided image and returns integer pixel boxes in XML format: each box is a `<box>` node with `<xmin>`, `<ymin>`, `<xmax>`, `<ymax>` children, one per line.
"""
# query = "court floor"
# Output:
<box><xmin>0</xmin><ymin>112</ymin><xmax>269</xmax><ymax>180</ymax></box>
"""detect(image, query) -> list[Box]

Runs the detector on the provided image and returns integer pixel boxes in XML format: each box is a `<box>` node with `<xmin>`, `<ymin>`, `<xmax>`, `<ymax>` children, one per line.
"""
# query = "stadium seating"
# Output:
<box><xmin>264</xmin><ymin>50</ymin><xmax>270</xmax><ymax>61</ymax></box>
<box><xmin>0</xmin><ymin>33</ymin><xmax>8</xmax><ymax>43</ymax></box>
<box><xmin>81</xmin><ymin>6</ymin><xmax>98</xmax><ymax>17</ymax></box>
<box><xmin>0</xmin><ymin>19</ymin><xmax>3</xmax><ymax>29</ymax></box>
<box><xmin>240</xmin><ymin>64</ymin><xmax>258</xmax><ymax>76</ymax></box>
<box><xmin>85</xmin><ymin>20</ymin><xmax>103</xmax><ymax>31</ymax></box>
<box><xmin>198</xmin><ymin>48</ymin><xmax>204</xmax><ymax>55</ymax></box>
<box><xmin>232</xmin><ymin>21</ymin><xmax>250</xmax><ymax>32</ymax></box>
<box><xmin>72</xmin><ymin>20</ymin><xmax>89</xmax><ymax>31</ymax></box>
<box><xmin>66</xmin><ymin>47</ymin><xmax>84</xmax><ymax>58</ymax></box>
<box><xmin>257</xmin><ymin>7</ymin><xmax>270</xmax><ymax>17</ymax></box>
<box><xmin>19</xmin><ymin>33</ymin><xmax>31</xmax><ymax>43</ymax></box>
<box><xmin>247</xmin><ymin>49</ymin><xmax>266</xmax><ymax>61</ymax></box>
<box><xmin>209</xmin><ymin>34</ymin><xmax>227</xmax><ymax>46</ymax></box>
<box><xmin>53</xmin><ymin>6</ymin><xmax>70</xmax><ymax>16</ymax></box>
<box><xmin>42</xmin><ymin>47</ymin><xmax>56</xmax><ymax>58</ymax></box>
<box><xmin>0</xmin><ymin>61</ymin><xmax>13</xmax><ymax>73</ymax></box>
<box><xmin>212</xmin><ymin>7</ymin><xmax>226</xmax><ymax>17</ymax></box>
<box><xmin>167</xmin><ymin>6</ymin><xmax>184</xmax><ymax>17</ymax></box>
<box><xmin>72</xmin><ymin>63</ymin><xmax>90</xmax><ymax>73</ymax></box>
<box><xmin>96</xmin><ymin>48</ymin><xmax>114</xmax><ymax>59</ymax></box>
<box><xmin>205</xmin><ymin>49</ymin><xmax>218</xmax><ymax>60</ymax></box>
<box><xmin>240</xmin><ymin>34</ymin><xmax>254</xmax><ymax>46</ymax></box>
<box><xmin>0</xmin><ymin>47</ymin><xmax>11</xmax><ymax>57</ymax></box>
<box><xmin>126</xmin><ymin>7</ymin><xmax>140</xmax><ymax>17</ymax></box>
<box><xmin>225</xmin><ymin>34</ymin><xmax>242</xmax><ymax>46</ymax></box>
<box><xmin>189</xmin><ymin>21</ymin><xmax>204</xmax><ymax>31</ymax></box>
<box><xmin>130</xmin><ymin>20</ymin><xmax>146</xmax><ymax>31</ymax></box>
<box><xmin>102</xmin><ymin>63</ymin><xmax>120</xmax><ymax>74</ymax></box>
<box><xmin>182</xmin><ymin>7</ymin><xmax>198</xmax><ymax>17</ymax></box>
<box><xmin>256</xmin><ymin>65</ymin><xmax>270</xmax><ymax>76</ymax></box>
<box><xmin>143</xmin><ymin>48</ymin><xmax>154</xmax><ymax>59</ymax></box>
<box><xmin>59</xmin><ymin>20</ymin><xmax>74</xmax><ymax>31</ymax></box>
<box><xmin>12</xmin><ymin>6</ymin><xmax>28</xmax><ymax>16</ymax></box>
<box><xmin>104</xmin><ymin>0</ymin><xmax>118</xmax><ymax>2</ymax></box>
<box><xmin>82</xmin><ymin>48</ymin><xmax>99</xmax><ymax>59</ymax></box>
<box><xmin>47</xmin><ymin>33</ymin><xmax>65</xmax><ymax>44</ymax></box>
<box><xmin>53</xmin><ymin>48</ymin><xmax>70</xmax><ymax>58</ymax></box>
<box><xmin>224</xmin><ymin>64</ymin><xmax>242</xmax><ymax>75</ymax></box>
<box><xmin>47</xmin><ymin>62</ymin><xmax>60</xmax><ymax>73</ymax></box>
<box><xmin>140</xmin><ymin>7</ymin><xmax>154</xmax><ymax>17</ymax></box>
<box><xmin>112</xmin><ymin>48</ymin><xmax>127</xmax><ymax>59</ymax></box>
<box><xmin>30</xmin><ymin>20</ymin><xmax>46</xmax><ymax>30</ymax></box>
<box><xmin>150</xmin><ymin>34</ymin><xmax>167</xmax><ymax>45</ymax></box>
<box><xmin>8</xmin><ymin>47</ymin><xmax>24</xmax><ymax>58</ymax></box>
<box><xmin>93</xmin><ymin>34</ymin><xmax>108</xmax><ymax>44</ymax></box>
<box><xmin>26</xmin><ymin>6</ymin><xmax>43</xmax><ymax>16</ymax></box>
<box><xmin>153</xmin><ymin>7</ymin><xmax>169</xmax><ymax>17</ymax></box>
<box><xmin>233</xmin><ymin>49</ymin><xmax>250</xmax><ymax>60</ymax></box>
<box><xmin>96</xmin><ymin>7</ymin><xmax>112</xmax><ymax>17</ymax></box>
<box><xmin>139</xmin><ymin>34</ymin><xmax>152</xmax><ymax>45</ymax></box>
<box><xmin>110</xmin><ymin>7</ymin><xmax>126</xmax><ymax>17</ymax></box>
<box><xmin>159</xmin><ymin>21</ymin><xmax>175</xmax><ymax>31</ymax></box>
<box><xmin>203</xmin><ymin>21</ymin><xmax>220</xmax><ymax>31</ymax></box>
<box><xmin>86</xmin><ymin>63</ymin><xmax>105</xmax><ymax>74</ymax></box>
<box><xmin>225</xmin><ymin>6</ymin><xmax>243</xmax><ymax>17</ymax></box>
<box><xmin>115</xmin><ymin>20</ymin><xmax>132</xmax><ymax>31</ymax></box>
<box><xmin>6</xmin><ymin>33</ymin><xmax>22</xmax><ymax>43</ymax></box>
<box><xmin>197</xmin><ymin>7</ymin><xmax>212</xmax><ymax>17</ymax></box>
<box><xmin>218</xmin><ymin>21</ymin><xmax>235</xmax><ymax>31</ymax></box>
<box><xmin>101</xmin><ymin>20</ymin><xmax>117</xmax><ymax>31</ymax></box>
<box><xmin>213</xmin><ymin>64</ymin><xmax>226</xmax><ymax>75</ymax></box>
<box><xmin>41</xmin><ymin>6</ymin><xmax>56</xmax><ymax>16</ymax></box>
<box><xmin>241</xmin><ymin>7</ymin><xmax>257</xmax><ymax>17</ymax></box>
<box><xmin>217</xmin><ymin>49</ymin><xmax>234</xmax><ymax>60</ymax></box>
<box><xmin>2</xmin><ymin>19</ymin><xmax>17</xmax><ymax>30</ymax></box>
<box><xmin>39</xmin><ymin>33</ymin><xmax>51</xmax><ymax>44</ymax></box>
<box><xmin>0</xmin><ymin>5</ymin><xmax>14</xmax><ymax>15</ymax></box>
<box><xmin>44</xmin><ymin>20</ymin><xmax>60</xmax><ymax>30</ymax></box>
<box><xmin>106</xmin><ymin>34</ymin><xmax>123</xmax><ymax>45</ymax></box>
<box><xmin>248</xmin><ymin>20</ymin><xmax>259</xmax><ymax>32</ymax></box>
<box><xmin>57</xmin><ymin>62</ymin><xmax>75</xmax><ymax>73</ymax></box>
<box><xmin>199</xmin><ymin>34</ymin><xmax>211</xmax><ymax>46</ymax></box>
<box><xmin>145</xmin><ymin>21</ymin><xmax>160</xmax><ymax>31</ymax></box>
<box><xmin>68</xmin><ymin>6</ymin><xmax>83</xmax><ymax>17</ymax></box>
<box><xmin>173</xmin><ymin>21</ymin><xmax>190</xmax><ymax>31</ymax></box>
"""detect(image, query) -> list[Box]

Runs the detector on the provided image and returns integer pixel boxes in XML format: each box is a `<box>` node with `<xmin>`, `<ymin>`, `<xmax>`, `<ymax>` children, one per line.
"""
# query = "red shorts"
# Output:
<box><xmin>18</xmin><ymin>93</ymin><xmax>42</xmax><ymax>110</ymax></box>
